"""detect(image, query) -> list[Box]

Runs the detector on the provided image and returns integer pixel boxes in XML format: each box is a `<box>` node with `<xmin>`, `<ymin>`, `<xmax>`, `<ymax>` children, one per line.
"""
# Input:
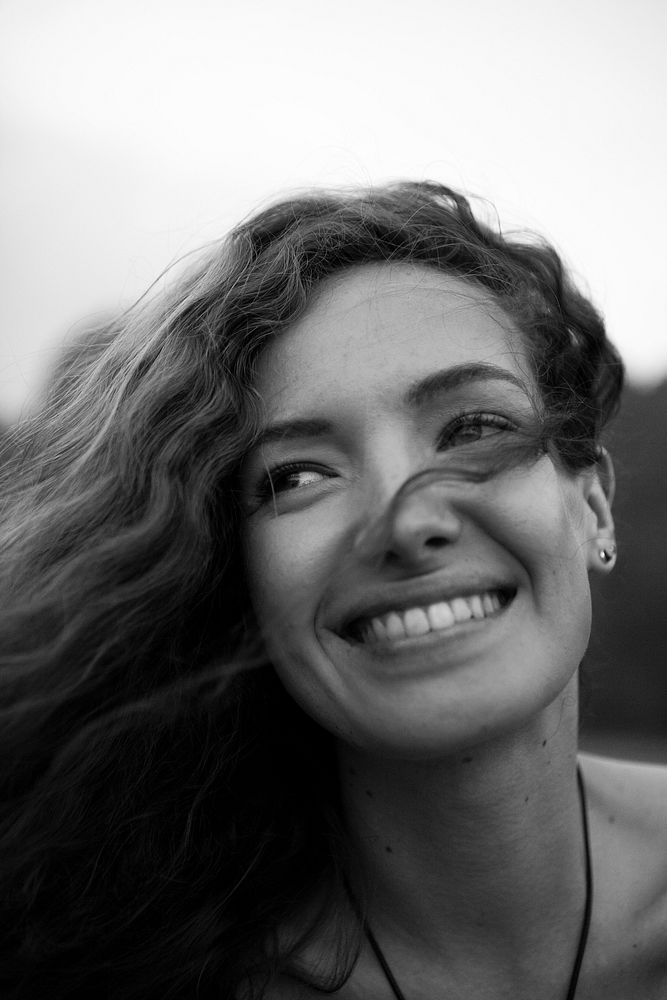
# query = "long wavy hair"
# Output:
<box><xmin>0</xmin><ymin>182</ymin><xmax>624</xmax><ymax>999</ymax></box>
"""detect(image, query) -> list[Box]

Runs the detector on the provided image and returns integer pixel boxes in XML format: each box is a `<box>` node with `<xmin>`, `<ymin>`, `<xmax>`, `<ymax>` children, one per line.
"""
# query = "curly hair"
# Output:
<box><xmin>0</xmin><ymin>182</ymin><xmax>624</xmax><ymax>999</ymax></box>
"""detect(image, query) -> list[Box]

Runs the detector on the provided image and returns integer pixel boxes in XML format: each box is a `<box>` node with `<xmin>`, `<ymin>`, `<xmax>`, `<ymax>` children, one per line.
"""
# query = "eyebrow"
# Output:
<box><xmin>253</xmin><ymin>417</ymin><xmax>335</xmax><ymax>448</ymax></box>
<box><xmin>405</xmin><ymin>362</ymin><xmax>530</xmax><ymax>407</ymax></box>
<box><xmin>253</xmin><ymin>363</ymin><xmax>531</xmax><ymax>449</ymax></box>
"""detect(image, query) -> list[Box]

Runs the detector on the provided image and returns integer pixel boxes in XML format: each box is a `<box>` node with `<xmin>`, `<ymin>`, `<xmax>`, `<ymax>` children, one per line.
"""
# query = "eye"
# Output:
<box><xmin>254</xmin><ymin>462</ymin><xmax>333</xmax><ymax>503</ymax></box>
<box><xmin>437</xmin><ymin>412</ymin><xmax>516</xmax><ymax>450</ymax></box>
<box><xmin>270</xmin><ymin>464</ymin><xmax>329</xmax><ymax>493</ymax></box>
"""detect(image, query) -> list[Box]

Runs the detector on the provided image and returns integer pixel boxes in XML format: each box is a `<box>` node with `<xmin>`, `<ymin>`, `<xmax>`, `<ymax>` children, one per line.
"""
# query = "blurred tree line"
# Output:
<box><xmin>1</xmin><ymin>373</ymin><xmax>666</xmax><ymax>740</ymax></box>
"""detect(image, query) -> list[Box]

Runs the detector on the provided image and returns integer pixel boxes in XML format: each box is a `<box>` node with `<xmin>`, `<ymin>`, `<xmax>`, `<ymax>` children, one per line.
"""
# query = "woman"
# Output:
<box><xmin>1</xmin><ymin>182</ymin><xmax>665</xmax><ymax>999</ymax></box>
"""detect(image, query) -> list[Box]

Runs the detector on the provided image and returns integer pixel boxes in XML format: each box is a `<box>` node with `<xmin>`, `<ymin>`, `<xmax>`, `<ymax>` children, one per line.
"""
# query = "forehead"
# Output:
<box><xmin>253</xmin><ymin>263</ymin><xmax>532</xmax><ymax>418</ymax></box>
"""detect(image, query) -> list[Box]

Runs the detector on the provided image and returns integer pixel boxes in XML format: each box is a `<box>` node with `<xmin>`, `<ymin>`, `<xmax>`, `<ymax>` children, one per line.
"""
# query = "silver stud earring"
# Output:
<box><xmin>599</xmin><ymin>542</ymin><xmax>617</xmax><ymax>565</ymax></box>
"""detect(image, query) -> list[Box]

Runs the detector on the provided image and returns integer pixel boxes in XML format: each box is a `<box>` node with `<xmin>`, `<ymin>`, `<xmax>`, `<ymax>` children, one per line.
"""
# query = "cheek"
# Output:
<box><xmin>507</xmin><ymin>476</ymin><xmax>593</xmax><ymax>626</ymax></box>
<box><xmin>243</xmin><ymin>518</ymin><xmax>351</xmax><ymax>737</ymax></box>
<box><xmin>492</xmin><ymin>464</ymin><xmax>590</xmax><ymax>558</ymax></box>
<box><xmin>244</xmin><ymin>515</ymin><xmax>338</xmax><ymax>648</ymax></box>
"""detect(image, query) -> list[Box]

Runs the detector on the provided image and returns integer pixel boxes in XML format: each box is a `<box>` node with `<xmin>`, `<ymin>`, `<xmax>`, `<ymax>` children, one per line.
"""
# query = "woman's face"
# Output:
<box><xmin>242</xmin><ymin>264</ymin><xmax>613</xmax><ymax>758</ymax></box>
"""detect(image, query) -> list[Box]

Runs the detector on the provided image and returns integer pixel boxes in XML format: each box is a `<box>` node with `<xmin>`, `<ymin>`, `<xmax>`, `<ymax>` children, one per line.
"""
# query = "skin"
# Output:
<box><xmin>242</xmin><ymin>264</ymin><xmax>667</xmax><ymax>999</ymax></box>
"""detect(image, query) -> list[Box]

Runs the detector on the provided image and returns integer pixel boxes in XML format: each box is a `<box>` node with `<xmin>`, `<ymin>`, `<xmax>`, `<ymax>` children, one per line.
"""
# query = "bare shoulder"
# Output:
<box><xmin>579</xmin><ymin>753</ymin><xmax>667</xmax><ymax>987</ymax></box>
<box><xmin>579</xmin><ymin>752</ymin><xmax>667</xmax><ymax>833</ymax></box>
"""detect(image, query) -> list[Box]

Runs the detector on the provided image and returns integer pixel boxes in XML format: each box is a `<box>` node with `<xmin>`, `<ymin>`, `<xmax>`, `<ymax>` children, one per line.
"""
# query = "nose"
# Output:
<box><xmin>353</xmin><ymin>471</ymin><xmax>464</xmax><ymax>570</ymax></box>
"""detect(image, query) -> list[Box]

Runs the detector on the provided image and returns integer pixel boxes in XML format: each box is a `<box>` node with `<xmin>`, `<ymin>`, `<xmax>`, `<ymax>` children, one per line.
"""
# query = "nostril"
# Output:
<box><xmin>384</xmin><ymin>527</ymin><xmax>456</xmax><ymax>568</ymax></box>
<box><xmin>353</xmin><ymin>475</ymin><xmax>464</xmax><ymax>566</ymax></box>
<box><xmin>424</xmin><ymin>536</ymin><xmax>450</xmax><ymax>549</ymax></box>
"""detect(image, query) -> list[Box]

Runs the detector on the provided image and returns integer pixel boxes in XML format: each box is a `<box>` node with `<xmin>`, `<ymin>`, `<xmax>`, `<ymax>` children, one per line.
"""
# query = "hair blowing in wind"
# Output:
<box><xmin>0</xmin><ymin>182</ymin><xmax>623</xmax><ymax>999</ymax></box>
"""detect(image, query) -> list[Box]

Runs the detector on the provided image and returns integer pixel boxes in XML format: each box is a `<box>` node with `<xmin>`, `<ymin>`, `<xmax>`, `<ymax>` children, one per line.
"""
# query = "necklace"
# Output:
<box><xmin>364</xmin><ymin>766</ymin><xmax>593</xmax><ymax>1000</ymax></box>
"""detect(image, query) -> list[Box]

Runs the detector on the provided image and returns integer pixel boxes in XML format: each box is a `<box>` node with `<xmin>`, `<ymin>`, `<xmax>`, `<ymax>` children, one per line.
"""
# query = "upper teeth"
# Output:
<box><xmin>357</xmin><ymin>591</ymin><xmax>503</xmax><ymax>643</ymax></box>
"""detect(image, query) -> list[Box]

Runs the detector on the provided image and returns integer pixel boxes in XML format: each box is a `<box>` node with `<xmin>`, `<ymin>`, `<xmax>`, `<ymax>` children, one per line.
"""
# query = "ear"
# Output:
<box><xmin>583</xmin><ymin>447</ymin><xmax>616</xmax><ymax>574</ymax></box>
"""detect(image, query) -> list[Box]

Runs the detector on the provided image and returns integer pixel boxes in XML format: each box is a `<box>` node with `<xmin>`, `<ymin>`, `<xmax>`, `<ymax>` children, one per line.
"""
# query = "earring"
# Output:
<box><xmin>598</xmin><ymin>542</ymin><xmax>617</xmax><ymax>565</ymax></box>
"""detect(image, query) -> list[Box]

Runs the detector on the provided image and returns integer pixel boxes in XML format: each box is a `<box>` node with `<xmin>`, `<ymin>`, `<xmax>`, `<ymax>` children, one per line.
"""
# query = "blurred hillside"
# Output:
<box><xmin>1</xmin><ymin>380</ymin><xmax>666</xmax><ymax>741</ymax></box>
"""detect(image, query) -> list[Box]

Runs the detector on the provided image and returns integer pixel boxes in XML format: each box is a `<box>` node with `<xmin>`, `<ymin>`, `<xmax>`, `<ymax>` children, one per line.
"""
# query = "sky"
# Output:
<box><xmin>1</xmin><ymin>0</ymin><xmax>666</xmax><ymax>423</ymax></box>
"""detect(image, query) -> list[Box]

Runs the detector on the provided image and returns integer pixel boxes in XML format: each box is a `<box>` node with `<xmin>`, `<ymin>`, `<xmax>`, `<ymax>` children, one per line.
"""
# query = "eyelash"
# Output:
<box><xmin>254</xmin><ymin>462</ymin><xmax>333</xmax><ymax>502</ymax></box>
<box><xmin>252</xmin><ymin>411</ymin><xmax>517</xmax><ymax>507</ymax></box>
<box><xmin>437</xmin><ymin>412</ymin><xmax>516</xmax><ymax>449</ymax></box>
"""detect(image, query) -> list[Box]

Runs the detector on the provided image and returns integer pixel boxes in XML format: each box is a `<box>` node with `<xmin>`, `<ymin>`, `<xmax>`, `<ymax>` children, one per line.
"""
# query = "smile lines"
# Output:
<box><xmin>354</xmin><ymin>590</ymin><xmax>509</xmax><ymax>644</ymax></box>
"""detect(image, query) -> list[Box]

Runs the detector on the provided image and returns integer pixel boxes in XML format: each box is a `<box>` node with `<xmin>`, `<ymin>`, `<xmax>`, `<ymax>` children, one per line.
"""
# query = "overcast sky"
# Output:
<box><xmin>1</xmin><ymin>0</ymin><xmax>665</xmax><ymax>423</ymax></box>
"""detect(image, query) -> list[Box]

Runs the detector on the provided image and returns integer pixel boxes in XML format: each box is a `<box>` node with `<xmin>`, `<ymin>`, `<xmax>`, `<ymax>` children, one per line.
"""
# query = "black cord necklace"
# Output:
<box><xmin>364</xmin><ymin>766</ymin><xmax>593</xmax><ymax>1000</ymax></box>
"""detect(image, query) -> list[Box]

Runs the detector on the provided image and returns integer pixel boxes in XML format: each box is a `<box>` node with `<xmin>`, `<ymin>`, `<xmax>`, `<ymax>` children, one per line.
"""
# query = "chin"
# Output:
<box><xmin>270</xmin><ymin>622</ymin><xmax>582</xmax><ymax>762</ymax></box>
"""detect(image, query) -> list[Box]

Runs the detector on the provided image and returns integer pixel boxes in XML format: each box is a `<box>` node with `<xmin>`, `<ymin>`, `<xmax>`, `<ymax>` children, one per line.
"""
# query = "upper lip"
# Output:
<box><xmin>328</xmin><ymin>574</ymin><xmax>517</xmax><ymax>637</ymax></box>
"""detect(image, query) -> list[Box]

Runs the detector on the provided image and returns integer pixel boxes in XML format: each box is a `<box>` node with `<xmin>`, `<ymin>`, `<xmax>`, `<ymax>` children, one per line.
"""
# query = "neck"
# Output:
<box><xmin>337</xmin><ymin>683</ymin><xmax>585</xmax><ymax>965</ymax></box>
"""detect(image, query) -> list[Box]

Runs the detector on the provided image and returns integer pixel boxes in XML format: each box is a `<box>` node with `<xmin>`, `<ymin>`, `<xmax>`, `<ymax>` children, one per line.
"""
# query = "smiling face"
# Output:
<box><xmin>241</xmin><ymin>264</ymin><xmax>613</xmax><ymax>759</ymax></box>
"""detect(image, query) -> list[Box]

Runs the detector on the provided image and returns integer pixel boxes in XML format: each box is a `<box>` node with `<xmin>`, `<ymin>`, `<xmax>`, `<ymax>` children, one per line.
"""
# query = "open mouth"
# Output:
<box><xmin>347</xmin><ymin>588</ymin><xmax>515</xmax><ymax>644</ymax></box>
